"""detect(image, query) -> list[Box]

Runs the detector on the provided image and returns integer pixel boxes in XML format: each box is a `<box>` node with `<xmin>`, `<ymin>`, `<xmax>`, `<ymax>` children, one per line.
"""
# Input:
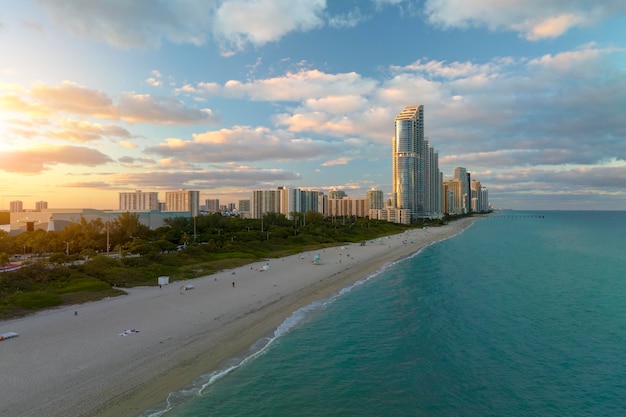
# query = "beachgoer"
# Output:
<box><xmin>232</xmin><ymin>281</ymin><xmax>235</xmax><ymax>288</ymax></box>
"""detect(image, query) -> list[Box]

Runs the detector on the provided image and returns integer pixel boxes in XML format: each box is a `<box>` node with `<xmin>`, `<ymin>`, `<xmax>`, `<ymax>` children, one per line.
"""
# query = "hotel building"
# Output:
<box><xmin>165</xmin><ymin>189</ymin><xmax>200</xmax><ymax>216</ymax></box>
<box><xmin>119</xmin><ymin>190</ymin><xmax>159</xmax><ymax>211</ymax></box>
<box><xmin>10</xmin><ymin>200</ymin><xmax>23</xmax><ymax>213</ymax></box>
<box><xmin>366</xmin><ymin>189</ymin><xmax>384</xmax><ymax>210</ymax></box>
<box><xmin>205</xmin><ymin>199</ymin><xmax>220</xmax><ymax>213</ymax></box>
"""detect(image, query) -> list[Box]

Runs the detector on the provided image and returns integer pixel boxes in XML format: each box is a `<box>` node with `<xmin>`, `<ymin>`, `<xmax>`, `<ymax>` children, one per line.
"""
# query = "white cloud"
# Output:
<box><xmin>145</xmin><ymin>125</ymin><xmax>342</xmax><ymax>163</ymax></box>
<box><xmin>213</xmin><ymin>0</ymin><xmax>326</xmax><ymax>53</ymax></box>
<box><xmin>0</xmin><ymin>145</ymin><xmax>113</xmax><ymax>173</ymax></box>
<box><xmin>33</xmin><ymin>0</ymin><xmax>329</xmax><ymax>52</ymax></box>
<box><xmin>422</xmin><ymin>0</ymin><xmax>626</xmax><ymax>40</ymax></box>
<box><xmin>117</xmin><ymin>93</ymin><xmax>219</xmax><ymax>125</ymax></box>
<box><xmin>98</xmin><ymin>166</ymin><xmax>302</xmax><ymax>190</ymax></box>
<box><xmin>222</xmin><ymin>69</ymin><xmax>378</xmax><ymax>101</ymax></box>
<box><xmin>33</xmin><ymin>0</ymin><xmax>217</xmax><ymax>48</ymax></box>
<box><xmin>1</xmin><ymin>81</ymin><xmax>219</xmax><ymax>126</ymax></box>
<box><xmin>321</xmin><ymin>157</ymin><xmax>351</xmax><ymax>166</ymax></box>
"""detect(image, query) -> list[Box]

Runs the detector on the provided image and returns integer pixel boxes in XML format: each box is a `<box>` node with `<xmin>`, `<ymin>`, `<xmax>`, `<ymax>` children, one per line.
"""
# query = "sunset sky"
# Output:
<box><xmin>1</xmin><ymin>0</ymin><xmax>625</xmax><ymax>211</ymax></box>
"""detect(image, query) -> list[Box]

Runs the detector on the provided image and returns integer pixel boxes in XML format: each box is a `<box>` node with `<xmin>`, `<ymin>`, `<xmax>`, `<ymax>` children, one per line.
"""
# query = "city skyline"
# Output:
<box><xmin>1</xmin><ymin>1</ymin><xmax>625</xmax><ymax>211</ymax></box>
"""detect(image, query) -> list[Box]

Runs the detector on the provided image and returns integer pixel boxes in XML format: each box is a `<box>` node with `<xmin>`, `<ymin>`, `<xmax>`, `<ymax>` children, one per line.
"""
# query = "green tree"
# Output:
<box><xmin>305</xmin><ymin>210</ymin><xmax>324</xmax><ymax>225</ymax></box>
<box><xmin>263</xmin><ymin>212</ymin><xmax>289</xmax><ymax>227</ymax></box>
<box><xmin>109</xmin><ymin>212</ymin><xmax>149</xmax><ymax>247</ymax></box>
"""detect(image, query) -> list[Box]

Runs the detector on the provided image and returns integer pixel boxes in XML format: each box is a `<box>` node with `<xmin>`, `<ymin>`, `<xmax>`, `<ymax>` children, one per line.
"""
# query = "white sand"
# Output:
<box><xmin>0</xmin><ymin>218</ymin><xmax>476</xmax><ymax>417</ymax></box>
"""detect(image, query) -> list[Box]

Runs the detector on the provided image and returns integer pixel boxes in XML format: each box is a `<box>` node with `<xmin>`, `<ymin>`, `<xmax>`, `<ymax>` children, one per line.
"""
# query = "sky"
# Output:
<box><xmin>1</xmin><ymin>0</ymin><xmax>625</xmax><ymax>211</ymax></box>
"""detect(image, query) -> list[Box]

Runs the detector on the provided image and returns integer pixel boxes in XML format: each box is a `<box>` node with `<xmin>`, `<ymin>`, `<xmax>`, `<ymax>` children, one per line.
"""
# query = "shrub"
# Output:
<box><xmin>11</xmin><ymin>291</ymin><xmax>63</xmax><ymax>310</ymax></box>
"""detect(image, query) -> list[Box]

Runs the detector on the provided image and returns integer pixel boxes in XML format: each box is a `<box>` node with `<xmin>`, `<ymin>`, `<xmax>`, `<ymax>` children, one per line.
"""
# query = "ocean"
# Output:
<box><xmin>142</xmin><ymin>211</ymin><xmax>626</xmax><ymax>417</ymax></box>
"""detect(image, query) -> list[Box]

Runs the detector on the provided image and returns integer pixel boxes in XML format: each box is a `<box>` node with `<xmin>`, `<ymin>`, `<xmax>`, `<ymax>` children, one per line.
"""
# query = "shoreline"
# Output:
<box><xmin>0</xmin><ymin>217</ymin><xmax>477</xmax><ymax>417</ymax></box>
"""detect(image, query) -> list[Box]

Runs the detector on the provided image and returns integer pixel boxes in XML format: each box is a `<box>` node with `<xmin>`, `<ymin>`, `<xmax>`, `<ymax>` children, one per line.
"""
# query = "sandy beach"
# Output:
<box><xmin>0</xmin><ymin>217</ymin><xmax>476</xmax><ymax>417</ymax></box>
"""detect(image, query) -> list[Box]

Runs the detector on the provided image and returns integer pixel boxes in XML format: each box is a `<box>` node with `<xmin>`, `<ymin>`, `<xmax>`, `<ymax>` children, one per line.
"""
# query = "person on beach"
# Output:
<box><xmin>232</xmin><ymin>281</ymin><xmax>235</xmax><ymax>288</ymax></box>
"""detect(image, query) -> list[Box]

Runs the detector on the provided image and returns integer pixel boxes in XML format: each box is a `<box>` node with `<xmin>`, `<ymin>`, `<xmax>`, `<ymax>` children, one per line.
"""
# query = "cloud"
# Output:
<box><xmin>0</xmin><ymin>93</ymin><xmax>50</xmax><ymax>117</ymax></box>
<box><xmin>336</xmin><ymin>45</ymin><xmax>626</xmax><ymax>164</ymax></box>
<box><xmin>145</xmin><ymin>125</ymin><xmax>341</xmax><ymax>162</ymax></box>
<box><xmin>118</xmin><ymin>156</ymin><xmax>157</xmax><ymax>168</ymax></box>
<box><xmin>0</xmin><ymin>145</ymin><xmax>113</xmax><ymax>173</ymax></box>
<box><xmin>1</xmin><ymin>81</ymin><xmax>218</xmax><ymax>125</ymax></box>
<box><xmin>117</xmin><ymin>93</ymin><xmax>219</xmax><ymax>125</ymax></box>
<box><xmin>321</xmin><ymin>157</ymin><xmax>351</xmax><ymax>166</ymax></box>
<box><xmin>77</xmin><ymin>166</ymin><xmax>302</xmax><ymax>191</ymax></box>
<box><xmin>146</xmin><ymin>70</ymin><xmax>162</xmax><ymax>87</ymax></box>
<box><xmin>48</xmin><ymin>120</ymin><xmax>132</xmax><ymax>142</ymax></box>
<box><xmin>213</xmin><ymin>0</ymin><xmax>325</xmax><ymax>53</ymax></box>
<box><xmin>33</xmin><ymin>0</ymin><xmax>329</xmax><ymax>52</ymax></box>
<box><xmin>422</xmin><ymin>0</ymin><xmax>626</xmax><ymax>40</ymax></box>
<box><xmin>33</xmin><ymin>0</ymin><xmax>217</xmax><ymax>48</ymax></box>
<box><xmin>327</xmin><ymin>7</ymin><xmax>366</xmax><ymax>29</ymax></box>
<box><xmin>222</xmin><ymin>69</ymin><xmax>378</xmax><ymax>101</ymax></box>
<box><xmin>484</xmin><ymin>165</ymin><xmax>626</xmax><ymax>192</ymax></box>
<box><xmin>30</xmin><ymin>81</ymin><xmax>116</xmax><ymax>118</ymax></box>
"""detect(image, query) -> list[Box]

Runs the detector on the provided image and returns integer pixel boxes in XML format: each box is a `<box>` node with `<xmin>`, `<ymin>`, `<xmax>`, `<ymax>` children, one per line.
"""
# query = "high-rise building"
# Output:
<box><xmin>393</xmin><ymin>105</ymin><xmax>423</xmax><ymax>219</ymax></box>
<box><xmin>250</xmin><ymin>189</ymin><xmax>280</xmax><ymax>219</ymax></box>
<box><xmin>205</xmin><ymin>199</ymin><xmax>220</xmax><ymax>213</ymax></box>
<box><xmin>119</xmin><ymin>190</ymin><xmax>159</xmax><ymax>211</ymax></box>
<box><xmin>9</xmin><ymin>200</ymin><xmax>23</xmax><ymax>213</ymax></box>
<box><xmin>393</xmin><ymin>105</ymin><xmax>442</xmax><ymax>220</ymax></box>
<box><xmin>424</xmin><ymin>142</ymin><xmax>442</xmax><ymax>217</ymax></box>
<box><xmin>366</xmin><ymin>189</ymin><xmax>384</xmax><ymax>210</ymax></box>
<box><xmin>278</xmin><ymin>186</ymin><xmax>301</xmax><ymax>218</ymax></box>
<box><xmin>328</xmin><ymin>197</ymin><xmax>368</xmax><ymax>218</ymax></box>
<box><xmin>250</xmin><ymin>187</ymin><xmax>306</xmax><ymax>219</ymax></box>
<box><xmin>453</xmin><ymin>167</ymin><xmax>469</xmax><ymax>214</ymax></box>
<box><xmin>238</xmin><ymin>199</ymin><xmax>250</xmax><ymax>212</ymax></box>
<box><xmin>35</xmin><ymin>201</ymin><xmax>48</xmax><ymax>211</ymax></box>
<box><xmin>300</xmin><ymin>190</ymin><xmax>322</xmax><ymax>214</ymax></box>
<box><xmin>165</xmin><ymin>189</ymin><xmax>199</xmax><ymax>216</ymax></box>
<box><xmin>328</xmin><ymin>189</ymin><xmax>346</xmax><ymax>199</ymax></box>
<box><xmin>471</xmin><ymin>180</ymin><xmax>489</xmax><ymax>212</ymax></box>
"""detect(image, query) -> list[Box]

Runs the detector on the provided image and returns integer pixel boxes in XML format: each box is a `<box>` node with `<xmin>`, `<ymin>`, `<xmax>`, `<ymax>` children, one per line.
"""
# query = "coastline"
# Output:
<box><xmin>0</xmin><ymin>217</ymin><xmax>476</xmax><ymax>417</ymax></box>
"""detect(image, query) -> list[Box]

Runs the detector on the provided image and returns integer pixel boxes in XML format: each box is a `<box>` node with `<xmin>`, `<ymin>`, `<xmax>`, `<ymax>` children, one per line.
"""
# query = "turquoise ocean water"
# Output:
<box><xmin>142</xmin><ymin>211</ymin><xmax>626</xmax><ymax>417</ymax></box>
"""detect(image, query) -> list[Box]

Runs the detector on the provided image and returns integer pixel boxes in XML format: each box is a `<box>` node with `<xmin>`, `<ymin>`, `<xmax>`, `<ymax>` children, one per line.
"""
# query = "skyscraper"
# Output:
<box><xmin>453</xmin><ymin>167</ymin><xmax>469</xmax><ymax>214</ymax></box>
<box><xmin>393</xmin><ymin>105</ymin><xmax>424</xmax><ymax>219</ymax></box>
<box><xmin>392</xmin><ymin>105</ymin><xmax>443</xmax><ymax>221</ymax></box>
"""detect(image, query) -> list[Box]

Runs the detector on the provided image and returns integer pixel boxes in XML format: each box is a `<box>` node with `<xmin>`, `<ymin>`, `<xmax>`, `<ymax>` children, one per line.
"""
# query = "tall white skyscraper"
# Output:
<box><xmin>393</xmin><ymin>105</ymin><xmax>424</xmax><ymax>219</ymax></box>
<box><xmin>392</xmin><ymin>105</ymin><xmax>443</xmax><ymax>220</ymax></box>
